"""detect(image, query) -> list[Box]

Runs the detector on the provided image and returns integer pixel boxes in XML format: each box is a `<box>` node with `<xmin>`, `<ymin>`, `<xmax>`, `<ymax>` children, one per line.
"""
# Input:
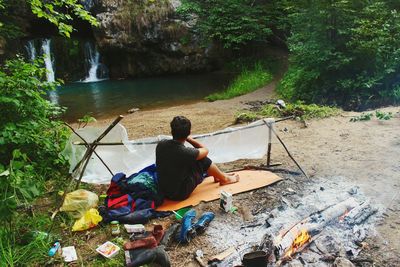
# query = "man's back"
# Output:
<box><xmin>156</xmin><ymin>139</ymin><xmax>199</xmax><ymax>200</ymax></box>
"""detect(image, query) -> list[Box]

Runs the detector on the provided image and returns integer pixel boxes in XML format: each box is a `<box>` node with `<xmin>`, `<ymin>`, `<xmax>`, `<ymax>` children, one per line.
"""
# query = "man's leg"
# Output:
<box><xmin>207</xmin><ymin>163</ymin><xmax>239</xmax><ymax>185</ymax></box>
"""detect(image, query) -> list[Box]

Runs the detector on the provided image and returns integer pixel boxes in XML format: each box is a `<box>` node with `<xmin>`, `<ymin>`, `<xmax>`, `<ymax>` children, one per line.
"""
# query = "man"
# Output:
<box><xmin>156</xmin><ymin>116</ymin><xmax>239</xmax><ymax>201</ymax></box>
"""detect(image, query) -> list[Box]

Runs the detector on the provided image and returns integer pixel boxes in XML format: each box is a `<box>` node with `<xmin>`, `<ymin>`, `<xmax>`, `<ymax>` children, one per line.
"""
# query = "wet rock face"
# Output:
<box><xmin>92</xmin><ymin>0</ymin><xmax>220</xmax><ymax>78</ymax></box>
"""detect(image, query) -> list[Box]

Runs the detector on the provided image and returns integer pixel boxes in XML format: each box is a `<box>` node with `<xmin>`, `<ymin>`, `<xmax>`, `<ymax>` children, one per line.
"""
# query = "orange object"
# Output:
<box><xmin>156</xmin><ymin>170</ymin><xmax>281</xmax><ymax>211</ymax></box>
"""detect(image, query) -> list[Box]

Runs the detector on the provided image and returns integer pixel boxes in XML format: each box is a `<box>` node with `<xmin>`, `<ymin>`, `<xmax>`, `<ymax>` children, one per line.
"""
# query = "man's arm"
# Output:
<box><xmin>186</xmin><ymin>136</ymin><xmax>208</xmax><ymax>160</ymax></box>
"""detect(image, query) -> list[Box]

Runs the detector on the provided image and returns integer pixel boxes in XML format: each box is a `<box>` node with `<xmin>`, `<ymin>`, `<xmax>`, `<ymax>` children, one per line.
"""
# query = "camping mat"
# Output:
<box><xmin>156</xmin><ymin>170</ymin><xmax>282</xmax><ymax>211</ymax></box>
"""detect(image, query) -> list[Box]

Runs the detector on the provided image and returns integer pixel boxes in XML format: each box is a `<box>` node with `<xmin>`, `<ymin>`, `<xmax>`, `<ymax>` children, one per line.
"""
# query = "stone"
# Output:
<box><xmin>287</xmin><ymin>259</ymin><xmax>304</xmax><ymax>267</ymax></box>
<box><xmin>333</xmin><ymin>257</ymin><xmax>355</xmax><ymax>267</ymax></box>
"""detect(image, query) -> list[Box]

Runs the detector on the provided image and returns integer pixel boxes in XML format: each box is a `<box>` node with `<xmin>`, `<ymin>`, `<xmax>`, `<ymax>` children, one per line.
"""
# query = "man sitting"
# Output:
<box><xmin>156</xmin><ymin>116</ymin><xmax>239</xmax><ymax>201</ymax></box>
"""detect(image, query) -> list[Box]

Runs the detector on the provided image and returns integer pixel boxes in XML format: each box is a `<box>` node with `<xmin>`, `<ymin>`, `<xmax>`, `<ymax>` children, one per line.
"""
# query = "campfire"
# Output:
<box><xmin>205</xmin><ymin>178</ymin><xmax>381</xmax><ymax>266</ymax></box>
<box><xmin>273</xmin><ymin>197</ymin><xmax>377</xmax><ymax>264</ymax></box>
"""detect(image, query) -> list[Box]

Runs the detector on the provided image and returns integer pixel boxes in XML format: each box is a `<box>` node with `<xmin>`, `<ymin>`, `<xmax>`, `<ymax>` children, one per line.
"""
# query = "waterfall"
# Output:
<box><xmin>82</xmin><ymin>42</ymin><xmax>108</xmax><ymax>83</ymax></box>
<box><xmin>41</xmin><ymin>39</ymin><xmax>55</xmax><ymax>83</ymax></box>
<box><xmin>25</xmin><ymin>40</ymin><xmax>36</xmax><ymax>62</ymax></box>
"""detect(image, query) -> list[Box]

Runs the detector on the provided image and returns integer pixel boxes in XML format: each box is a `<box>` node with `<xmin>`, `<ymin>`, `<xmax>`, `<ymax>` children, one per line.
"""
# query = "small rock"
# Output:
<box><xmin>348</xmin><ymin>187</ymin><xmax>359</xmax><ymax>195</ymax></box>
<box><xmin>127</xmin><ymin>107</ymin><xmax>140</xmax><ymax>113</ymax></box>
<box><xmin>320</xmin><ymin>186</ymin><xmax>325</xmax><ymax>191</ymax></box>
<box><xmin>299</xmin><ymin>251</ymin><xmax>320</xmax><ymax>263</ymax></box>
<box><xmin>333</xmin><ymin>257</ymin><xmax>355</xmax><ymax>267</ymax></box>
<box><xmin>287</xmin><ymin>259</ymin><xmax>303</xmax><ymax>267</ymax></box>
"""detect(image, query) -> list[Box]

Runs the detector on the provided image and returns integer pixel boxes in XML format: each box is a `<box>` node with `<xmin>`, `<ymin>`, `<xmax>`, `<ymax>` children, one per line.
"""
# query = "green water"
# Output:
<box><xmin>50</xmin><ymin>73</ymin><xmax>233</xmax><ymax>121</ymax></box>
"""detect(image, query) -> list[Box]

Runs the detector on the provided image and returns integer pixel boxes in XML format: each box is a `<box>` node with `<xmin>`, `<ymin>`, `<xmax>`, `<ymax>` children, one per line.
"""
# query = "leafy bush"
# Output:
<box><xmin>206</xmin><ymin>62</ymin><xmax>273</xmax><ymax>101</ymax></box>
<box><xmin>277</xmin><ymin>1</ymin><xmax>400</xmax><ymax>109</ymax></box>
<box><xmin>0</xmin><ymin>57</ymin><xmax>69</xmax><ymax>266</ymax></box>
<box><xmin>375</xmin><ymin>110</ymin><xmax>393</xmax><ymax>120</ymax></box>
<box><xmin>236</xmin><ymin>101</ymin><xmax>340</xmax><ymax>122</ymax></box>
<box><xmin>0</xmin><ymin>57</ymin><xmax>69</xmax><ymax>221</ymax></box>
<box><xmin>350</xmin><ymin>113</ymin><xmax>373</xmax><ymax>122</ymax></box>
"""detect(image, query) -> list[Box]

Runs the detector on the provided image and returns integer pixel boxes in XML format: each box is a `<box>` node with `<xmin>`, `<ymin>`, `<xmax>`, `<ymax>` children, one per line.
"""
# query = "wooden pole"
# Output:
<box><xmin>265</xmin><ymin>119</ymin><xmax>273</xmax><ymax>167</ymax></box>
<box><xmin>64</xmin><ymin>123</ymin><xmax>114</xmax><ymax>176</ymax></box>
<box><xmin>264</xmin><ymin>120</ymin><xmax>309</xmax><ymax>180</ymax></box>
<box><xmin>72</xmin><ymin>115</ymin><xmax>124</xmax><ymax>173</ymax></box>
<box><xmin>54</xmin><ymin>115</ymin><xmax>124</xmax><ymax>219</ymax></box>
<box><xmin>73</xmin><ymin>115</ymin><xmax>124</xmax><ymax>189</ymax></box>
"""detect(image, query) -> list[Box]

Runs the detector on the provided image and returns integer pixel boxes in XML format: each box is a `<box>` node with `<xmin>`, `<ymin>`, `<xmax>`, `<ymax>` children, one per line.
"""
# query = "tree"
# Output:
<box><xmin>178</xmin><ymin>0</ymin><xmax>272</xmax><ymax>48</ymax></box>
<box><xmin>0</xmin><ymin>0</ymin><xmax>98</xmax><ymax>38</ymax></box>
<box><xmin>277</xmin><ymin>0</ymin><xmax>400</xmax><ymax>109</ymax></box>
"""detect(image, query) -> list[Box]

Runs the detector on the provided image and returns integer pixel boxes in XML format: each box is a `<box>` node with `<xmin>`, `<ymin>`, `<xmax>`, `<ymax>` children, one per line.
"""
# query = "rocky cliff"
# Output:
<box><xmin>90</xmin><ymin>0</ymin><xmax>221</xmax><ymax>78</ymax></box>
<box><xmin>1</xmin><ymin>0</ymin><xmax>223</xmax><ymax>80</ymax></box>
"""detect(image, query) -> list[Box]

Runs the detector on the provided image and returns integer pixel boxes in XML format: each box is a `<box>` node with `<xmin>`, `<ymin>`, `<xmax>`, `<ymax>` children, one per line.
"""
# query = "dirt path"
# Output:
<box><xmin>94</xmin><ymin>83</ymin><xmax>400</xmax><ymax>266</ymax></box>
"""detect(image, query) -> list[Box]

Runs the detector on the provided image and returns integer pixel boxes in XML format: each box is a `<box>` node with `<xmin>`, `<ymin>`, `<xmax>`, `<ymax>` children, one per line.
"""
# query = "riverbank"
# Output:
<box><xmin>93</xmin><ymin>84</ymin><xmax>400</xmax><ymax>266</ymax></box>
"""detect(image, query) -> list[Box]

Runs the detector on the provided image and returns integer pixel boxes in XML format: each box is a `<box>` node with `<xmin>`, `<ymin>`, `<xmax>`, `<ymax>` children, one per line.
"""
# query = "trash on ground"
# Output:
<box><xmin>220</xmin><ymin>190</ymin><xmax>233</xmax><ymax>212</ymax></box>
<box><xmin>72</xmin><ymin>208</ymin><xmax>102</xmax><ymax>231</ymax></box>
<box><xmin>62</xmin><ymin>246</ymin><xmax>78</xmax><ymax>262</ymax></box>
<box><xmin>110</xmin><ymin>220</ymin><xmax>120</xmax><ymax>235</ymax></box>
<box><xmin>194</xmin><ymin>249</ymin><xmax>207</xmax><ymax>267</ymax></box>
<box><xmin>60</xmin><ymin>189</ymin><xmax>98</xmax><ymax>218</ymax></box>
<box><xmin>124</xmin><ymin>224</ymin><xmax>145</xmax><ymax>233</ymax></box>
<box><xmin>48</xmin><ymin>241</ymin><xmax>61</xmax><ymax>257</ymax></box>
<box><xmin>96</xmin><ymin>241</ymin><xmax>120</xmax><ymax>259</ymax></box>
<box><xmin>209</xmin><ymin>247</ymin><xmax>236</xmax><ymax>263</ymax></box>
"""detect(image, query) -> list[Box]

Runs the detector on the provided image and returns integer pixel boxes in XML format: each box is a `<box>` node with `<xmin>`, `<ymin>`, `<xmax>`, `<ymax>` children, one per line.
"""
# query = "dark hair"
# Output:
<box><xmin>170</xmin><ymin>116</ymin><xmax>191</xmax><ymax>140</ymax></box>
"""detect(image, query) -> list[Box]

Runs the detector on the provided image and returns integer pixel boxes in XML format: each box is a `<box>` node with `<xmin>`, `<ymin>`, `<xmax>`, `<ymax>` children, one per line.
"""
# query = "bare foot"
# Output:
<box><xmin>219</xmin><ymin>173</ymin><xmax>240</xmax><ymax>186</ymax></box>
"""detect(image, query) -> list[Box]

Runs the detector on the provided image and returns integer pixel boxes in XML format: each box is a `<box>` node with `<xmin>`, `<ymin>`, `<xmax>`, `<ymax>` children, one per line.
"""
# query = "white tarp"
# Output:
<box><xmin>63</xmin><ymin>119</ymin><xmax>275</xmax><ymax>184</ymax></box>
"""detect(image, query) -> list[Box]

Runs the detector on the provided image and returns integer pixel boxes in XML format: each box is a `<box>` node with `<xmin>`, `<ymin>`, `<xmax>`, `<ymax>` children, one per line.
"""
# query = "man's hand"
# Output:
<box><xmin>186</xmin><ymin>136</ymin><xmax>208</xmax><ymax>160</ymax></box>
<box><xmin>186</xmin><ymin>136</ymin><xmax>204</xmax><ymax>148</ymax></box>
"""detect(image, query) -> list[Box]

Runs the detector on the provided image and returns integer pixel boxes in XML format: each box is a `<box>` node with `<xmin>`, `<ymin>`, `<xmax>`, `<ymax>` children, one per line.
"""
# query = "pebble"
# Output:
<box><xmin>333</xmin><ymin>257</ymin><xmax>355</xmax><ymax>267</ymax></box>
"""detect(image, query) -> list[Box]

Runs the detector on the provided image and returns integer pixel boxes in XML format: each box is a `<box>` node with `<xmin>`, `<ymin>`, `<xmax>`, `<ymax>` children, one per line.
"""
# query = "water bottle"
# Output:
<box><xmin>48</xmin><ymin>241</ymin><xmax>61</xmax><ymax>257</ymax></box>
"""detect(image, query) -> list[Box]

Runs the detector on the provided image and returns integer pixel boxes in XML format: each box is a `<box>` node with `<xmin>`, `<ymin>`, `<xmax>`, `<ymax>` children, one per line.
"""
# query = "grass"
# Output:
<box><xmin>205</xmin><ymin>62</ymin><xmax>273</xmax><ymax>101</ymax></box>
<box><xmin>0</xmin><ymin>214</ymin><xmax>52</xmax><ymax>266</ymax></box>
<box><xmin>236</xmin><ymin>101</ymin><xmax>341</xmax><ymax>122</ymax></box>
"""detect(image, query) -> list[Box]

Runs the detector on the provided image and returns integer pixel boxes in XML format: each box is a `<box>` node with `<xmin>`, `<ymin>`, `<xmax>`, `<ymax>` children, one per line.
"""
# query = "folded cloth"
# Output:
<box><xmin>124</xmin><ymin>236</ymin><xmax>157</xmax><ymax>250</ymax></box>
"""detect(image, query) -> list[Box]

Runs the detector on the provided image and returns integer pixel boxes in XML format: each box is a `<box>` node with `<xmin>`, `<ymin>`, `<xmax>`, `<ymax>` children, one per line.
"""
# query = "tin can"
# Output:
<box><xmin>220</xmin><ymin>190</ymin><xmax>233</xmax><ymax>212</ymax></box>
<box><xmin>110</xmin><ymin>221</ymin><xmax>120</xmax><ymax>236</ymax></box>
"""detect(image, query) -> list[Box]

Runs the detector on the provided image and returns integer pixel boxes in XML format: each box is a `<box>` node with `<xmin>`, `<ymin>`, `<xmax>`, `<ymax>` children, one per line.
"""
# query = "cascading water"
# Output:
<box><xmin>82</xmin><ymin>42</ymin><xmax>108</xmax><ymax>83</ymax></box>
<box><xmin>25</xmin><ymin>40</ymin><xmax>36</xmax><ymax>62</ymax></box>
<box><xmin>40</xmin><ymin>39</ymin><xmax>58</xmax><ymax>104</ymax></box>
<box><xmin>41</xmin><ymin>39</ymin><xmax>55</xmax><ymax>83</ymax></box>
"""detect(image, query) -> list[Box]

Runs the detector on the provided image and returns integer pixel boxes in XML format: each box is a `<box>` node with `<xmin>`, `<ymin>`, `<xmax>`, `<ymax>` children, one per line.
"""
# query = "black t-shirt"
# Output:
<box><xmin>156</xmin><ymin>139</ymin><xmax>199</xmax><ymax>200</ymax></box>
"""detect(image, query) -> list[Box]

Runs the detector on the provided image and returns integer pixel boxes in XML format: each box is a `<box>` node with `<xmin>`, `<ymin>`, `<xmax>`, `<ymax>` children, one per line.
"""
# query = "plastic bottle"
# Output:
<box><xmin>48</xmin><ymin>241</ymin><xmax>61</xmax><ymax>257</ymax></box>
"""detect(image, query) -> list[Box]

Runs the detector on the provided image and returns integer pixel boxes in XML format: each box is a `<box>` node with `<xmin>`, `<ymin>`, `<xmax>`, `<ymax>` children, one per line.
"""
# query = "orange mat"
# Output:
<box><xmin>156</xmin><ymin>170</ymin><xmax>282</xmax><ymax>211</ymax></box>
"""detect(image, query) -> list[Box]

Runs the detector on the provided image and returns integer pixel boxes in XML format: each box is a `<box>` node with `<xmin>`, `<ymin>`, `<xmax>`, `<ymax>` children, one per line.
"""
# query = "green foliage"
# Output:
<box><xmin>0</xmin><ymin>58</ymin><xmax>69</xmax><ymax>222</ymax></box>
<box><xmin>0</xmin><ymin>0</ymin><xmax>98</xmax><ymax>38</ymax></box>
<box><xmin>29</xmin><ymin>0</ymin><xmax>99</xmax><ymax>37</ymax></box>
<box><xmin>77</xmin><ymin>114</ymin><xmax>97</xmax><ymax>128</ymax></box>
<box><xmin>349</xmin><ymin>110</ymin><xmax>393</xmax><ymax>121</ymax></box>
<box><xmin>178</xmin><ymin>0</ymin><xmax>272</xmax><ymax>48</ymax></box>
<box><xmin>375</xmin><ymin>110</ymin><xmax>393</xmax><ymax>120</ymax></box>
<box><xmin>236</xmin><ymin>101</ymin><xmax>340</xmax><ymax>122</ymax></box>
<box><xmin>0</xmin><ymin>214</ymin><xmax>50</xmax><ymax>266</ymax></box>
<box><xmin>206</xmin><ymin>62</ymin><xmax>273</xmax><ymax>101</ymax></box>
<box><xmin>350</xmin><ymin>113</ymin><xmax>373</xmax><ymax>122</ymax></box>
<box><xmin>277</xmin><ymin>0</ymin><xmax>400</xmax><ymax>109</ymax></box>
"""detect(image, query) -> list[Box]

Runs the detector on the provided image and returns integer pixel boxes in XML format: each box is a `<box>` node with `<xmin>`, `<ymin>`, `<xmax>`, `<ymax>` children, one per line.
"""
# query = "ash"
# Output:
<box><xmin>205</xmin><ymin>176</ymin><xmax>383</xmax><ymax>266</ymax></box>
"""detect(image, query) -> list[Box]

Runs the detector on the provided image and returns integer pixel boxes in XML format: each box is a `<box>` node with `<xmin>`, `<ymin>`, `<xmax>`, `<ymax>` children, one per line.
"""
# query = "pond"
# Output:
<box><xmin>49</xmin><ymin>72</ymin><xmax>234</xmax><ymax>122</ymax></box>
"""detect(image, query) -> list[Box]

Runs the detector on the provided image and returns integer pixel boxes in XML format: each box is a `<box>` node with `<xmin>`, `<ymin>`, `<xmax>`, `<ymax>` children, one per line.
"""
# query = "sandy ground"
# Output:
<box><xmin>94</xmin><ymin>83</ymin><xmax>400</xmax><ymax>266</ymax></box>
